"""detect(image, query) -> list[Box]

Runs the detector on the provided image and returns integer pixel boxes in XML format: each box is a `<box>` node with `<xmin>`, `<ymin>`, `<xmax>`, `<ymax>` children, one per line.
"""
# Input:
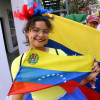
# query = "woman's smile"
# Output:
<box><xmin>34</xmin><ymin>38</ymin><xmax>45</xmax><ymax>42</ymax></box>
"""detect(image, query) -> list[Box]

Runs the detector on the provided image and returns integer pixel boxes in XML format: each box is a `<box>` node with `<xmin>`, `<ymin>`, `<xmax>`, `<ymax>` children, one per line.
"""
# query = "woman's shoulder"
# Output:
<box><xmin>11</xmin><ymin>53</ymin><xmax>26</xmax><ymax>65</ymax></box>
<box><xmin>11</xmin><ymin>55</ymin><xmax>22</xmax><ymax>65</ymax></box>
<box><xmin>11</xmin><ymin>54</ymin><xmax>25</xmax><ymax>80</ymax></box>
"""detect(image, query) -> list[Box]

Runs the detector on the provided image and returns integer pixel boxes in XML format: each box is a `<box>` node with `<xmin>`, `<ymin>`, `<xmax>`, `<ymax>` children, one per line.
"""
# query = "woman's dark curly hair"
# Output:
<box><xmin>23</xmin><ymin>16</ymin><xmax>53</xmax><ymax>45</ymax></box>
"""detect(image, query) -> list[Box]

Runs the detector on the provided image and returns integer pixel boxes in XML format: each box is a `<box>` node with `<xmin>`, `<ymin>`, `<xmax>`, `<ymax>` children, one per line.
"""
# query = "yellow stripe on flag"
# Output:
<box><xmin>22</xmin><ymin>49</ymin><xmax>93</xmax><ymax>72</ymax></box>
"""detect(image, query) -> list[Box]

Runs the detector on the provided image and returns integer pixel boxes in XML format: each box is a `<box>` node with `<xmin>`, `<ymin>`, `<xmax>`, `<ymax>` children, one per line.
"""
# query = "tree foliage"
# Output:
<box><xmin>61</xmin><ymin>0</ymin><xmax>98</xmax><ymax>14</ymax></box>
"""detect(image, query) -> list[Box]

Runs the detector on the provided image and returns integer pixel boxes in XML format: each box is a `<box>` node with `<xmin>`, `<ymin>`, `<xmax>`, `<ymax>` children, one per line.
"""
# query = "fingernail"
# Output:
<box><xmin>93</xmin><ymin>57</ymin><xmax>96</xmax><ymax>61</ymax></box>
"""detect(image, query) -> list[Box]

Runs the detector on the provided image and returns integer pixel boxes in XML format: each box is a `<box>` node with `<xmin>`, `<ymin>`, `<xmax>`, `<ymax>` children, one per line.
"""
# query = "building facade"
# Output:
<box><xmin>0</xmin><ymin>0</ymin><xmax>31</xmax><ymax>100</ymax></box>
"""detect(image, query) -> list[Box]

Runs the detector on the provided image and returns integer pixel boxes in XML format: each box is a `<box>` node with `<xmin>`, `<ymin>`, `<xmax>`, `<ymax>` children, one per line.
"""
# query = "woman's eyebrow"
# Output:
<box><xmin>34</xmin><ymin>27</ymin><xmax>49</xmax><ymax>30</ymax></box>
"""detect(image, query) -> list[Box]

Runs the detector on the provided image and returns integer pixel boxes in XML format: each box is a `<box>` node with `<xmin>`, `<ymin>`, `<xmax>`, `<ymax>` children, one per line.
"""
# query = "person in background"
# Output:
<box><xmin>86</xmin><ymin>15</ymin><xmax>99</xmax><ymax>29</ymax></box>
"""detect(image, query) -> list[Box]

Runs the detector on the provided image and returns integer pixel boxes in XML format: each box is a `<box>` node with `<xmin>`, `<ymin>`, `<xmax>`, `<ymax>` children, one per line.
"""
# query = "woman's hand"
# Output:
<box><xmin>80</xmin><ymin>60</ymin><xmax>100</xmax><ymax>86</ymax></box>
<box><xmin>86</xmin><ymin>61</ymin><xmax>100</xmax><ymax>81</ymax></box>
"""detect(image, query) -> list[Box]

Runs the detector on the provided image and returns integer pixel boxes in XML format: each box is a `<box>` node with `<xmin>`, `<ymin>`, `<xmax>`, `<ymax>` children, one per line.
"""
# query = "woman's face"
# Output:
<box><xmin>26</xmin><ymin>21</ymin><xmax>50</xmax><ymax>49</ymax></box>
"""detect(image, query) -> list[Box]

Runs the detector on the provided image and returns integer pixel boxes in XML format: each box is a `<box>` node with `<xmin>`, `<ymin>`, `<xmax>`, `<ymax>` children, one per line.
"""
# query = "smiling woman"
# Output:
<box><xmin>23</xmin><ymin>16</ymin><xmax>53</xmax><ymax>51</ymax></box>
<box><xmin>22</xmin><ymin>16</ymin><xmax>53</xmax><ymax>48</ymax></box>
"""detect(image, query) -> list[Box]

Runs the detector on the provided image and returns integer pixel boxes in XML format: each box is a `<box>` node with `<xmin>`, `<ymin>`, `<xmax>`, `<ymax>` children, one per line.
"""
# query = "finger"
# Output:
<box><xmin>92</xmin><ymin>62</ymin><xmax>98</xmax><ymax>69</ymax></box>
<box><xmin>92</xmin><ymin>65</ymin><xmax>99</xmax><ymax>72</ymax></box>
<box><xmin>96</xmin><ymin>67</ymin><xmax>100</xmax><ymax>72</ymax></box>
<box><xmin>93</xmin><ymin>57</ymin><xmax>96</xmax><ymax>61</ymax></box>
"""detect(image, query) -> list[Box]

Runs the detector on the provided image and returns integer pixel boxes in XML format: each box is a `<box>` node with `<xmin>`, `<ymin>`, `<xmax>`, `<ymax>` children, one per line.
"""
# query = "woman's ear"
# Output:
<box><xmin>25</xmin><ymin>31</ymin><xmax>29</xmax><ymax>37</ymax></box>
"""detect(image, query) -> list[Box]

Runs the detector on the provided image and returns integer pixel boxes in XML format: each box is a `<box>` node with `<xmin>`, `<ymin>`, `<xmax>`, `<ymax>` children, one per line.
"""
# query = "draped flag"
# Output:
<box><xmin>8</xmin><ymin>49</ymin><xmax>93</xmax><ymax>96</ymax></box>
<box><xmin>45</xmin><ymin>14</ymin><xmax>100</xmax><ymax>100</ymax></box>
<box><xmin>48</xmin><ymin>14</ymin><xmax>100</xmax><ymax>62</ymax></box>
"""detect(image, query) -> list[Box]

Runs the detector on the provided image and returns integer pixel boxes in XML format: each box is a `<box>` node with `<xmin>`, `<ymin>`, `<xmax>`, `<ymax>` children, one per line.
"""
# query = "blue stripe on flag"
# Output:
<box><xmin>46</xmin><ymin>39</ymin><xmax>82</xmax><ymax>56</ymax></box>
<box><xmin>15</xmin><ymin>66</ymin><xmax>90</xmax><ymax>85</ymax></box>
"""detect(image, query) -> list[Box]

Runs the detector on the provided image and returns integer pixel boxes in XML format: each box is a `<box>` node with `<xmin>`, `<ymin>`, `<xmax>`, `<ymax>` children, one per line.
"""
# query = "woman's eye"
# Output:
<box><xmin>31</xmin><ymin>29</ymin><xmax>39</xmax><ymax>32</ymax></box>
<box><xmin>33</xmin><ymin>30</ymin><xmax>39</xmax><ymax>32</ymax></box>
<box><xmin>43</xmin><ymin>31</ymin><xmax>49</xmax><ymax>34</ymax></box>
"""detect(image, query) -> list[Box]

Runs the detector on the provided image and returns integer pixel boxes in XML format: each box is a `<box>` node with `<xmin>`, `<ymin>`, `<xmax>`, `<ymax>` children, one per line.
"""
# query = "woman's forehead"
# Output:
<box><xmin>31</xmin><ymin>21</ymin><xmax>49</xmax><ymax>29</ymax></box>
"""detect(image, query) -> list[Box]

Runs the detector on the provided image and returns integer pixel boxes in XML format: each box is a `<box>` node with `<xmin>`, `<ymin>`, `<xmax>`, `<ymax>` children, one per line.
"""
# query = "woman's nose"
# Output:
<box><xmin>38</xmin><ymin>31</ymin><xmax>44</xmax><ymax>36</ymax></box>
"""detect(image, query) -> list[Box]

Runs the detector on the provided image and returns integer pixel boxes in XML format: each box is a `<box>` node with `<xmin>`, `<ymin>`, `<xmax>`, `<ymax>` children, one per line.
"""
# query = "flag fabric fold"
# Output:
<box><xmin>49</xmin><ymin>14</ymin><xmax>100</xmax><ymax>62</ymax></box>
<box><xmin>8</xmin><ymin>49</ymin><xmax>93</xmax><ymax>96</ymax></box>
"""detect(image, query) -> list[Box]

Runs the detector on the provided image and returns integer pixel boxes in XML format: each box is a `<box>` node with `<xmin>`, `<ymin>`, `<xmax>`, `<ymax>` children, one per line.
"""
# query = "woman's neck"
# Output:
<box><xmin>29</xmin><ymin>46</ymin><xmax>49</xmax><ymax>53</ymax></box>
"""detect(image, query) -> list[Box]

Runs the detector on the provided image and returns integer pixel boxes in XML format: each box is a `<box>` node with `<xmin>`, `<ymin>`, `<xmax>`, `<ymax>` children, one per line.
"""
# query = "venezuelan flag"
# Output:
<box><xmin>8</xmin><ymin>49</ymin><xmax>93</xmax><ymax>96</ymax></box>
<box><xmin>45</xmin><ymin>14</ymin><xmax>100</xmax><ymax>100</ymax></box>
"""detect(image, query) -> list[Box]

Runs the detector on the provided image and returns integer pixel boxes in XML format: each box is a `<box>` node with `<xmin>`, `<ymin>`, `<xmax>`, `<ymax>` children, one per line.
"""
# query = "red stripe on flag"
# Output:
<box><xmin>79</xmin><ymin>85</ymin><xmax>100</xmax><ymax>100</ymax></box>
<box><xmin>8</xmin><ymin>80</ymin><xmax>80</xmax><ymax>95</ymax></box>
<box><xmin>59</xmin><ymin>80</ymin><xmax>79</xmax><ymax>94</ymax></box>
<box><xmin>8</xmin><ymin>81</ymin><xmax>53</xmax><ymax>95</ymax></box>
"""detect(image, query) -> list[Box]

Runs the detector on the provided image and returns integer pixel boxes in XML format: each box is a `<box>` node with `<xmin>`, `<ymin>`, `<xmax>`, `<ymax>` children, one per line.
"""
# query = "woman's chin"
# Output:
<box><xmin>30</xmin><ymin>41</ymin><xmax>47</xmax><ymax>48</ymax></box>
<box><xmin>33</xmin><ymin>43</ymin><xmax>46</xmax><ymax>48</ymax></box>
<box><xmin>35</xmin><ymin>41</ymin><xmax>47</xmax><ymax>47</ymax></box>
